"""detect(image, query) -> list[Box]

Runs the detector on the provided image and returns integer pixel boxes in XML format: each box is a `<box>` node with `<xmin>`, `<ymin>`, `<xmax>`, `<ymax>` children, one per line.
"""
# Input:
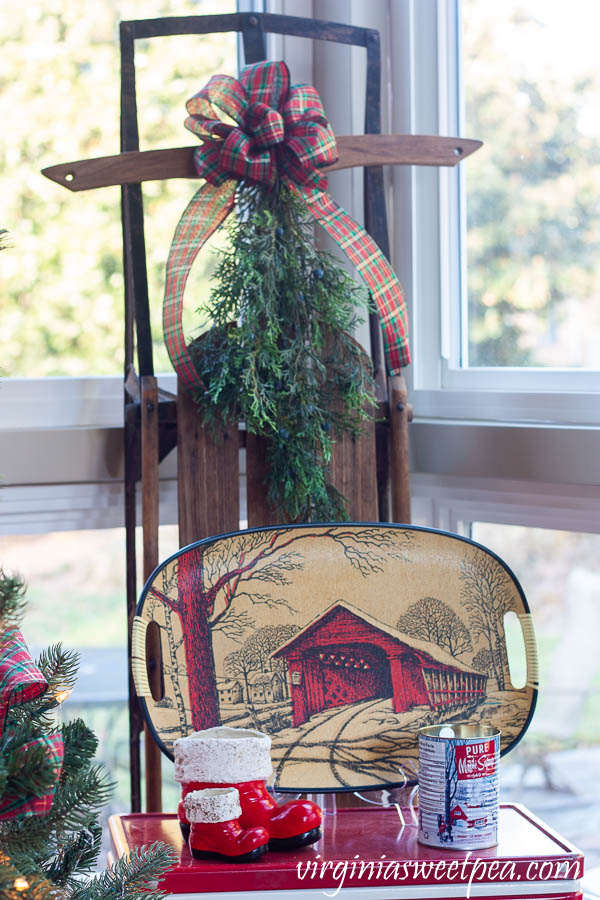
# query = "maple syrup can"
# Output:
<box><xmin>418</xmin><ymin>723</ymin><xmax>500</xmax><ymax>850</ymax></box>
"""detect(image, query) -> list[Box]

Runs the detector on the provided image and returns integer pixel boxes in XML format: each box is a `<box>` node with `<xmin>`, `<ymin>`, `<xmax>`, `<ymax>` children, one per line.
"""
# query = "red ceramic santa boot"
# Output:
<box><xmin>184</xmin><ymin>787</ymin><xmax>269</xmax><ymax>862</ymax></box>
<box><xmin>175</xmin><ymin>727</ymin><xmax>322</xmax><ymax>850</ymax></box>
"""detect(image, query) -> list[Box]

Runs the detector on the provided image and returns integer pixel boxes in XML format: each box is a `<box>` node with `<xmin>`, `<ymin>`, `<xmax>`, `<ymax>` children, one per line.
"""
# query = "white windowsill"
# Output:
<box><xmin>1</xmin><ymin>374</ymin><xmax>177</xmax><ymax>431</ymax></box>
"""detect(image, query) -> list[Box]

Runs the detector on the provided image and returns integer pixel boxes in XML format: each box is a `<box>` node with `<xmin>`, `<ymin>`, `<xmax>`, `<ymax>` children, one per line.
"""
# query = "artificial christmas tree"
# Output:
<box><xmin>0</xmin><ymin>567</ymin><xmax>175</xmax><ymax>899</ymax></box>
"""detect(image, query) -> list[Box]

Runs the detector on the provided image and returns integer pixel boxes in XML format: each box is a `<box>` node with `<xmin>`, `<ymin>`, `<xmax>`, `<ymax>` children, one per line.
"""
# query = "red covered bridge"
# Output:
<box><xmin>272</xmin><ymin>601</ymin><xmax>486</xmax><ymax>727</ymax></box>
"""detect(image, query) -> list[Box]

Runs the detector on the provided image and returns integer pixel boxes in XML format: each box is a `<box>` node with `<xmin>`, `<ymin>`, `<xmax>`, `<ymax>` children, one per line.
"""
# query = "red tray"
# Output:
<box><xmin>109</xmin><ymin>804</ymin><xmax>583</xmax><ymax>897</ymax></box>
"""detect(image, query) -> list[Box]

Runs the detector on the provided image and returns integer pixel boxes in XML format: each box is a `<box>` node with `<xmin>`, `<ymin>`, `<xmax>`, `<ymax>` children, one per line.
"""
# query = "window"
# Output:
<box><xmin>398</xmin><ymin>0</ymin><xmax>600</xmax><ymax>418</ymax></box>
<box><xmin>1</xmin><ymin>0</ymin><xmax>239</xmax><ymax>535</ymax></box>
<box><xmin>2</xmin><ymin>0</ymin><xmax>237</xmax><ymax>378</ymax></box>
<box><xmin>462</xmin><ymin>1</ymin><xmax>600</xmax><ymax>372</ymax></box>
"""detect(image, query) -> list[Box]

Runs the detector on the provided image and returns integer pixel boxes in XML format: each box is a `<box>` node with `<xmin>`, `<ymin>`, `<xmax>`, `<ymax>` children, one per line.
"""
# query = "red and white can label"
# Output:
<box><xmin>455</xmin><ymin>740</ymin><xmax>496</xmax><ymax>780</ymax></box>
<box><xmin>418</xmin><ymin>728</ymin><xmax>500</xmax><ymax>850</ymax></box>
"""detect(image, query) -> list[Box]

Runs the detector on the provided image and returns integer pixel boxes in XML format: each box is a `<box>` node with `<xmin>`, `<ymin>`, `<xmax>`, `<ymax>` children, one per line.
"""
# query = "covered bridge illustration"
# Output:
<box><xmin>271</xmin><ymin>601</ymin><xmax>486</xmax><ymax>727</ymax></box>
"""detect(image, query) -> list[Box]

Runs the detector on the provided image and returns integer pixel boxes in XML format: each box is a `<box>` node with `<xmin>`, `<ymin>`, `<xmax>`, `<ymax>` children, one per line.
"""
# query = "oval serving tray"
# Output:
<box><xmin>133</xmin><ymin>523</ymin><xmax>538</xmax><ymax>792</ymax></box>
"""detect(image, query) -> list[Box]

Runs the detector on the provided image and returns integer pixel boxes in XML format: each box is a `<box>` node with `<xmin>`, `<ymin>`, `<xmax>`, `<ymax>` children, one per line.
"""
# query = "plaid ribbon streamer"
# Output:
<box><xmin>0</xmin><ymin>733</ymin><xmax>64</xmax><ymax>820</ymax></box>
<box><xmin>0</xmin><ymin>628</ymin><xmax>47</xmax><ymax>733</ymax></box>
<box><xmin>163</xmin><ymin>60</ymin><xmax>410</xmax><ymax>391</ymax></box>
<box><xmin>0</xmin><ymin>628</ymin><xmax>64</xmax><ymax>820</ymax></box>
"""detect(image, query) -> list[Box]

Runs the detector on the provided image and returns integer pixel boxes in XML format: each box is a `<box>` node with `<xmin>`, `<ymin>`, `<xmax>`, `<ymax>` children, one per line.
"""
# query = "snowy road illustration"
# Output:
<box><xmin>271</xmin><ymin>697</ymin><xmax>434</xmax><ymax>789</ymax></box>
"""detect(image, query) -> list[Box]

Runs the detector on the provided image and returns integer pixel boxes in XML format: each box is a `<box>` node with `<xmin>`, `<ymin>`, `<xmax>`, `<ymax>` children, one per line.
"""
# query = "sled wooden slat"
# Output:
<box><xmin>177</xmin><ymin>385</ymin><xmax>240</xmax><ymax>548</ymax></box>
<box><xmin>245</xmin><ymin>433</ymin><xmax>275</xmax><ymax>529</ymax></box>
<box><xmin>389</xmin><ymin>374</ymin><xmax>411</xmax><ymax>523</ymax></box>
<box><xmin>328</xmin><ymin>422</ymin><xmax>378</xmax><ymax>522</ymax></box>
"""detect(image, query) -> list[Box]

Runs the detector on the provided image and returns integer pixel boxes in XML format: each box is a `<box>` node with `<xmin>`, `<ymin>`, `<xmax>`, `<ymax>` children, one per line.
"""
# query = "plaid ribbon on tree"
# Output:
<box><xmin>163</xmin><ymin>60</ymin><xmax>410</xmax><ymax>391</ymax></box>
<box><xmin>0</xmin><ymin>733</ymin><xmax>64</xmax><ymax>820</ymax></box>
<box><xmin>0</xmin><ymin>628</ymin><xmax>64</xmax><ymax>820</ymax></box>
<box><xmin>0</xmin><ymin>627</ymin><xmax>47</xmax><ymax>733</ymax></box>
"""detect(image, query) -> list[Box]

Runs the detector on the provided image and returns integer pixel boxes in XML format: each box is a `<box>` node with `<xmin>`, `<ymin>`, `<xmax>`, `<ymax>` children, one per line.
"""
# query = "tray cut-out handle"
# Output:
<box><xmin>518</xmin><ymin>613</ymin><xmax>540</xmax><ymax>689</ymax></box>
<box><xmin>131</xmin><ymin>616</ymin><xmax>151</xmax><ymax>698</ymax></box>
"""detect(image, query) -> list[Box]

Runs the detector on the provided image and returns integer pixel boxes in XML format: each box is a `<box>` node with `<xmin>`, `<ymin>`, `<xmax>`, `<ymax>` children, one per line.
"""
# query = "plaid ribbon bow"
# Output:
<box><xmin>163</xmin><ymin>60</ymin><xmax>411</xmax><ymax>391</ymax></box>
<box><xmin>0</xmin><ymin>628</ymin><xmax>64</xmax><ymax>820</ymax></box>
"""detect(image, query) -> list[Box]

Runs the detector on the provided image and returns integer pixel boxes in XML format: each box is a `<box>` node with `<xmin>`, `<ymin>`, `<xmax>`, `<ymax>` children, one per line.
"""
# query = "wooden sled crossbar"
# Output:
<box><xmin>42</xmin><ymin>136</ymin><xmax>482</xmax><ymax>192</ymax></box>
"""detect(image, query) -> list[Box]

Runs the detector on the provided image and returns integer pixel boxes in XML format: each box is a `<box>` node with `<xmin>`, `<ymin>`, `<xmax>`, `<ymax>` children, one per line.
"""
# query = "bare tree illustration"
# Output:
<box><xmin>212</xmin><ymin>609</ymin><xmax>256</xmax><ymax>642</ymax></box>
<box><xmin>148</xmin><ymin>526</ymin><xmax>413</xmax><ymax>729</ymax></box>
<box><xmin>472</xmin><ymin>647</ymin><xmax>498</xmax><ymax>677</ymax></box>
<box><xmin>269</xmin><ymin>625</ymin><xmax>301</xmax><ymax>698</ymax></box>
<box><xmin>396</xmin><ymin>597</ymin><xmax>472</xmax><ymax>656</ymax></box>
<box><xmin>242</xmin><ymin>628</ymin><xmax>275</xmax><ymax>674</ymax></box>
<box><xmin>224</xmin><ymin>645</ymin><xmax>255</xmax><ymax>703</ymax></box>
<box><xmin>242</xmin><ymin>624</ymin><xmax>301</xmax><ymax>699</ymax></box>
<box><xmin>161</xmin><ymin>559</ymin><xmax>179</xmax><ymax>595</ymax></box>
<box><xmin>460</xmin><ymin>553</ymin><xmax>515</xmax><ymax>690</ymax></box>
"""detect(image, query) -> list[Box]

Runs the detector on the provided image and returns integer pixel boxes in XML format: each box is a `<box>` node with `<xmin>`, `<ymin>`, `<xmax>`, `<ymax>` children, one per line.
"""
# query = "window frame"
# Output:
<box><xmin>0</xmin><ymin>374</ymin><xmax>178</xmax><ymax>536</ymax></box>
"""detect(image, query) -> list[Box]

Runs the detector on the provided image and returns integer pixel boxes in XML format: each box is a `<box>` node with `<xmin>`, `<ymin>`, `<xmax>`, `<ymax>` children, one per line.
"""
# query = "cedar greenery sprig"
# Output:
<box><xmin>190</xmin><ymin>181</ymin><xmax>376</xmax><ymax>521</ymax></box>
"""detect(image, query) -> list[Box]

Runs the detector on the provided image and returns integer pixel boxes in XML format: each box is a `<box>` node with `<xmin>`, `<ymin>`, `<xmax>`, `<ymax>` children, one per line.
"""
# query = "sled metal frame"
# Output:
<box><xmin>121</xmin><ymin>12</ymin><xmax>411</xmax><ymax>812</ymax></box>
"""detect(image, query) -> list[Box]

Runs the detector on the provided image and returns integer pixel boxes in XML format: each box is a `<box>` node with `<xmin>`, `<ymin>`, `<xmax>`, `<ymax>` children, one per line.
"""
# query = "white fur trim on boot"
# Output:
<box><xmin>174</xmin><ymin>726</ymin><xmax>273</xmax><ymax>784</ymax></box>
<box><xmin>184</xmin><ymin>788</ymin><xmax>242</xmax><ymax>824</ymax></box>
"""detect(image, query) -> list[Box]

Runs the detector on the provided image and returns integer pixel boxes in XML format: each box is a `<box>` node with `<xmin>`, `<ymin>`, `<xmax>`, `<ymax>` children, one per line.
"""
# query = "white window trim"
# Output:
<box><xmin>411</xmin><ymin>473</ymin><xmax>600</xmax><ymax>536</ymax></box>
<box><xmin>0</xmin><ymin>375</ymin><xmax>178</xmax><ymax>536</ymax></box>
